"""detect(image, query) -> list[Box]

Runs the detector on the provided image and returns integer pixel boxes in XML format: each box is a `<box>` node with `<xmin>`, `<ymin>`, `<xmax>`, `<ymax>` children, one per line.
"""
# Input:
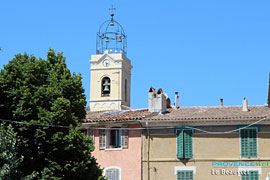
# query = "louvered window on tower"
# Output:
<box><xmin>240</xmin><ymin>128</ymin><xmax>258</xmax><ymax>158</ymax></box>
<box><xmin>241</xmin><ymin>171</ymin><xmax>259</xmax><ymax>180</ymax></box>
<box><xmin>177</xmin><ymin>130</ymin><xmax>193</xmax><ymax>159</ymax></box>
<box><xmin>177</xmin><ymin>170</ymin><xmax>193</xmax><ymax>180</ymax></box>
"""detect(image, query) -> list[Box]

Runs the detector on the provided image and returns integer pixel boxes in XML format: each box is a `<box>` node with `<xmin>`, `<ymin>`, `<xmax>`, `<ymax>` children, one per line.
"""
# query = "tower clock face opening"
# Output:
<box><xmin>103</xmin><ymin>59</ymin><xmax>110</xmax><ymax>67</ymax></box>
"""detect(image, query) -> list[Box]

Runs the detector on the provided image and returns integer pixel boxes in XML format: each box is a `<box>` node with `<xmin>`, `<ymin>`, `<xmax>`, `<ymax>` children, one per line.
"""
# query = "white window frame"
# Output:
<box><xmin>174</xmin><ymin>166</ymin><xmax>196</xmax><ymax>175</ymax></box>
<box><xmin>104</xmin><ymin>166</ymin><xmax>121</xmax><ymax>180</ymax></box>
<box><xmin>105</xmin><ymin>127</ymin><xmax>122</xmax><ymax>151</ymax></box>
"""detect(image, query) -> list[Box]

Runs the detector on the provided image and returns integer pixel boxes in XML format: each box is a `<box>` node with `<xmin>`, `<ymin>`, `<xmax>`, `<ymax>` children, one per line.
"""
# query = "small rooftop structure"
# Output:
<box><xmin>96</xmin><ymin>7</ymin><xmax>127</xmax><ymax>55</ymax></box>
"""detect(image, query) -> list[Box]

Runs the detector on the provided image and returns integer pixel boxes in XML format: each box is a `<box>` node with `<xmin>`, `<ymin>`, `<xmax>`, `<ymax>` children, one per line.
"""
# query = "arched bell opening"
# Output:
<box><xmin>101</xmin><ymin>77</ymin><xmax>111</xmax><ymax>97</ymax></box>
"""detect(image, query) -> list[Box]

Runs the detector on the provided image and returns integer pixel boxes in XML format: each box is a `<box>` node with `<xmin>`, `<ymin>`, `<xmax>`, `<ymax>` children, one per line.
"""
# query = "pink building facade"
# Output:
<box><xmin>83</xmin><ymin>109</ymin><xmax>152</xmax><ymax>180</ymax></box>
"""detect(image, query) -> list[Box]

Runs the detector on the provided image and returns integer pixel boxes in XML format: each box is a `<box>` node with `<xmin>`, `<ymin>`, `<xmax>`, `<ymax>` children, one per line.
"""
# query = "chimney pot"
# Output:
<box><xmin>220</xmin><ymin>98</ymin><xmax>223</xmax><ymax>107</ymax></box>
<box><xmin>242</xmin><ymin>97</ymin><xmax>248</xmax><ymax>112</ymax></box>
<box><xmin>175</xmin><ymin>92</ymin><xmax>179</xmax><ymax>108</ymax></box>
<box><xmin>148</xmin><ymin>87</ymin><xmax>167</xmax><ymax>113</ymax></box>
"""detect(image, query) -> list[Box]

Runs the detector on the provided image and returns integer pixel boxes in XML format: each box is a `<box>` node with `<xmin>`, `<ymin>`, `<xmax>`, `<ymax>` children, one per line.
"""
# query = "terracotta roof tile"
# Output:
<box><xmin>83</xmin><ymin>105</ymin><xmax>270</xmax><ymax>123</ymax></box>
<box><xmin>145</xmin><ymin>105</ymin><xmax>270</xmax><ymax>121</ymax></box>
<box><xmin>84</xmin><ymin>108</ymin><xmax>154</xmax><ymax>123</ymax></box>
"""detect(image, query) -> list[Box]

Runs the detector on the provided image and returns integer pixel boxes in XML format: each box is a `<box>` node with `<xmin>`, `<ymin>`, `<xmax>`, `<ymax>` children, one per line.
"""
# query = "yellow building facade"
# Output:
<box><xmin>141</xmin><ymin>105</ymin><xmax>270</xmax><ymax>180</ymax></box>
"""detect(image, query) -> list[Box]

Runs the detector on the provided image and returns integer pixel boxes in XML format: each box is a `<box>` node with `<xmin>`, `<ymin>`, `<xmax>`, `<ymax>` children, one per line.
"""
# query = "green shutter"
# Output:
<box><xmin>250</xmin><ymin>171</ymin><xmax>259</xmax><ymax>180</ymax></box>
<box><xmin>241</xmin><ymin>129</ymin><xmax>257</xmax><ymax>158</ymax></box>
<box><xmin>241</xmin><ymin>173</ymin><xmax>248</xmax><ymax>180</ymax></box>
<box><xmin>177</xmin><ymin>171</ymin><xmax>183</xmax><ymax>180</ymax></box>
<box><xmin>249</xmin><ymin>129</ymin><xmax>257</xmax><ymax>158</ymax></box>
<box><xmin>177</xmin><ymin>130</ymin><xmax>184</xmax><ymax>159</ymax></box>
<box><xmin>241</xmin><ymin>171</ymin><xmax>259</xmax><ymax>180</ymax></box>
<box><xmin>177</xmin><ymin>171</ymin><xmax>193</xmax><ymax>180</ymax></box>
<box><xmin>241</xmin><ymin>129</ymin><xmax>249</xmax><ymax>157</ymax></box>
<box><xmin>184</xmin><ymin>130</ymin><xmax>193</xmax><ymax>159</ymax></box>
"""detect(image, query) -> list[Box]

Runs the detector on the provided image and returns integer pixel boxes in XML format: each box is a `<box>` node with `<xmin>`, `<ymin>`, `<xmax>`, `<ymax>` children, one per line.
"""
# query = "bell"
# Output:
<box><xmin>103</xmin><ymin>85</ymin><xmax>110</xmax><ymax>92</ymax></box>
<box><xmin>101</xmin><ymin>34</ymin><xmax>104</xmax><ymax>39</ymax></box>
<box><xmin>110</xmin><ymin>20</ymin><xmax>114</xmax><ymax>26</ymax></box>
<box><xmin>106</xmin><ymin>37</ymin><xmax>109</xmax><ymax>42</ymax></box>
<box><xmin>118</xmin><ymin>36</ymin><xmax>122</xmax><ymax>42</ymax></box>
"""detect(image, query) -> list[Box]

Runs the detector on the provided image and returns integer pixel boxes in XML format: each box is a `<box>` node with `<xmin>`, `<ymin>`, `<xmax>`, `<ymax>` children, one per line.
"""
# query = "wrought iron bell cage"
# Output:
<box><xmin>96</xmin><ymin>13</ymin><xmax>127</xmax><ymax>55</ymax></box>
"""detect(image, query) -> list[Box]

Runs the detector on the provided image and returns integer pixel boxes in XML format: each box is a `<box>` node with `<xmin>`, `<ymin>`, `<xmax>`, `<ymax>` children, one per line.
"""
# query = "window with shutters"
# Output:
<box><xmin>107</xmin><ymin>127</ymin><xmax>122</xmax><ymax>148</ymax></box>
<box><xmin>177</xmin><ymin>130</ymin><xmax>193</xmax><ymax>159</ymax></box>
<box><xmin>177</xmin><ymin>170</ymin><xmax>193</xmax><ymax>180</ymax></box>
<box><xmin>99</xmin><ymin>129</ymin><xmax>106</xmax><ymax>150</ymax></box>
<box><xmin>241</xmin><ymin>171</ymin><xmax>259</xmax><ymax>180</ymax></box>
<box><xmin>83</xmin><ymin>129</ymin><xmax>94</xmax><ymax>143</ymax></box>
<box><xmin>240</xmin><ymin>128</ymin><xmax>257</xmax><ymax>158</ymax></box>
<box><xmin>105</xmin><ymin>167</ymin><xmax>121</xmax><ymax>180</ymax></box>
<box><xmin>99</xmin><ymin>127</ymin><xmax>128</xmax><ymax>150</ymax></box>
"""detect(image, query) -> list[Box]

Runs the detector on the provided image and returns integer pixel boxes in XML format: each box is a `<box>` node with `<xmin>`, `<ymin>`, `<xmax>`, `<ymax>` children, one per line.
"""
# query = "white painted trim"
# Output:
<box><xmin>104</xmin><ymin>166</ymin><xmax>122</xmax><ymax>180</ymax></box>
<box><xmin>237</xmin><ymin>167</ymin><xmax>261</xmax><ymax>176</ymax></box>
<box><xmin>105</xmin><ymin>148</ymin><xmax>122</xmax><ymax>151</ymax></box>
<box><xmin>98</xmin><ymin>74</ymin><xmax>112</xmax><ymax>82</ymax></box>
<box><xmin>174</xmin><ymin>166</ymin><xmax>196</xmax><ymax>175</ymax></box>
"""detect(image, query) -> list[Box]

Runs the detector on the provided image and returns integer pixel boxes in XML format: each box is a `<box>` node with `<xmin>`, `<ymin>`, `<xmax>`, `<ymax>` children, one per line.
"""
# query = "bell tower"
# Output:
<box><xmin>89</xmin><ymin>9</ymin><xmax>132</xmax><ymax>111</ymax></box>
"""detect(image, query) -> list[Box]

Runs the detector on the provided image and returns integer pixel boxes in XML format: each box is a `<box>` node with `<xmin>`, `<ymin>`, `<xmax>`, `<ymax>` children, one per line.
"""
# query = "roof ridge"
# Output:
<box><xmin>170</xmin><ymin>105</ymin><xmax>265</xmax><ymax>109</ymax></box>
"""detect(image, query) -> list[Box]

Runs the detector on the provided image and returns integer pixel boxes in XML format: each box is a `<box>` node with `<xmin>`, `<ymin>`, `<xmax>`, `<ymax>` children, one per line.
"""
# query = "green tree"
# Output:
<box><xmin>0</xmin><ymin>123</ymin><xmax>37</xmax><ymax>179</ymax></box>
<box><xmin>0</xmin><ymin>49</ymin><xmax>104</xmax><ymax>179</ymax></box>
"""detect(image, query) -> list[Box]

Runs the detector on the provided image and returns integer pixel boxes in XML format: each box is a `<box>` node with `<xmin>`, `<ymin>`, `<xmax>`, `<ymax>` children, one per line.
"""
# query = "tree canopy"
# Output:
<box><xmin>0</xmin><ymin>49</ymin><xmax>104</xmax><ymax>179</ymax></box>
<box><xmin>0</xmin><ymin>123</ymin><xmax>37</xmax><ymax>179</ymax></box>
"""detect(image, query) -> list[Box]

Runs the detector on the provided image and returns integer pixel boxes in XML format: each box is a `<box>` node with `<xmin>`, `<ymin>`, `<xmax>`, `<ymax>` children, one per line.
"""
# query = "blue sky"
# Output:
<box><xmin>0</xmin><ymin>0</ymin><xmax>270</xmax><ymax>109</ymax></box>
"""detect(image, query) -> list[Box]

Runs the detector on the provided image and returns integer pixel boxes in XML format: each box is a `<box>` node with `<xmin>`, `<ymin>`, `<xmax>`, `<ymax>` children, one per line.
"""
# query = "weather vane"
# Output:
<box><xmin>109</xmin><ymin>5</ymin><xmax>116</xmax><ymax>16</ymax></box>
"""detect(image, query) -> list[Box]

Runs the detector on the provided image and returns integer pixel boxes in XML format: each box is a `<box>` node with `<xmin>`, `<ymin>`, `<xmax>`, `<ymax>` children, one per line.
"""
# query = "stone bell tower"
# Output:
<box><xmin>89</xmin><ymin>10</ymin><xmax>132</xmax><ymax>111</ymax></box>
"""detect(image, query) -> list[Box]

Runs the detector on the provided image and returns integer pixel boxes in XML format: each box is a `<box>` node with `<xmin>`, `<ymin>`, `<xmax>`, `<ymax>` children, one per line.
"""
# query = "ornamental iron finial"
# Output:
<box><xmin>96</xmin><ymin>6</ymin><xmax>127</xmax><ymax>55</ymax></box>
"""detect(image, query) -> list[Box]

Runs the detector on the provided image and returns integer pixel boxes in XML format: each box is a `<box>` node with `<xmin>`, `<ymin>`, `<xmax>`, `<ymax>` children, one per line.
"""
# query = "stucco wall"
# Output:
<box><xmin>142</xmin><ymin>126</ymin><xmax>270</xmax><ymax>180</ymax></box>
<box><xmin>92</xmin><ymin>124</ymin><xmax>141</xmax><ymax>180</ymax></box>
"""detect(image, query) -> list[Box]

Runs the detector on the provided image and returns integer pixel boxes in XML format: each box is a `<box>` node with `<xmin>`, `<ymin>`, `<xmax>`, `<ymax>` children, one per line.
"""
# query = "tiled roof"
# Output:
<box><xmin>145</xmin><ymin>105</ymin><xmax>270</xmax><ymax>121</ymax></box>
<box><xmin>84</xmin><ymin>108</ymin><xmax>153</xmax><ymax>123</ymax></box>
<box><xmin>83</xmin><ymin>105</ymin><xmax>270</xmax><ymax>123</ymax></box>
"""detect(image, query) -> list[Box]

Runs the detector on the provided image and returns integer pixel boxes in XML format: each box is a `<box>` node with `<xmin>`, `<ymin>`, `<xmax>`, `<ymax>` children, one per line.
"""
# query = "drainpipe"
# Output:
<box><xmin>146</xmin><ymin>121</ymin><xmax>150</xmax><ymax>180</ymax></box>
<box><xmin>139</xmin><ymin>121</ymin><xmax>143</xmax><ymax>180</ymax></box>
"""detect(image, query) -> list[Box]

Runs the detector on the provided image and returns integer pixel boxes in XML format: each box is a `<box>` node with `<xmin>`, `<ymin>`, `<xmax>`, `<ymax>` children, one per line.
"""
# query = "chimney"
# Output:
<box><xmin>242</xmin><ymin>97</ymin><xmax>248</xmax><ymax>112</ymax></box>
<box><xmin>148</xmin><ymin>87</ymin><xmax>156</xmax><ymax>112</ymax></box>
<box><xmin>175</xmin><ymin>92</ymin><xmax>179</xmax><ymax>108</ymax></box>
<box><xmin>148</xmin><ymin>87</ymin><xmax>167</xmax><ymax>113</ymax></box>
<box><xmin>220</xmin><ymin>98</ymin><xmax>223</xmax><ymax>107</ymax></box>
<box><xmin>267</xmin><ymin>73</ymin><xmax>270</xmax><ymax>107</ymax></box>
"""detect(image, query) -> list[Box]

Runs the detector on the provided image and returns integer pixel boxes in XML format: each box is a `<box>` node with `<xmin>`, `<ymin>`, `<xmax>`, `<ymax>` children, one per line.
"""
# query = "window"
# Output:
<box><xmin>82</xmin><ymin>129</ymin><xmax>94</xmax><ymax>143</ymax></box>
<box><xmin>107</xmin><ymin>127</ymin><xmax>122</xmax><ymax>148</ymax></box>
<box><xmin>99</xmin><ymin>129</ymin><xmax>106</xmax><ymax>149</ymax></box>
<box><xmin>241</xmin><ymin>171</ymin><xmax>259</xmax><ymax>180</ymax></box>
<box><xmin>101</xmin><ymin>77</ymin><xmax>110</xmax><ymax>96</ymax></box>
<box><xmin>99</xmin><ymin>127</ymin><xmax>128</xmax><ymax>150</ymax></box>
<box><xmin>240</xmin><ymin>128</ymin><xmax>257</xmax><ymax>158</ymax></box>
<box><xmin>177</xmin><ymin>130</ymin><xmax>193</xmax><ymax>159</ymax></box>
<box><xmin>105</xmin><ymin>167</ymin><xmax>121</xmax><ymax>180</ymax></box>
<box><xmin>177</xmin><ymin>171</ymin><xmax>193</xmax><ymax>180</ymax></box>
